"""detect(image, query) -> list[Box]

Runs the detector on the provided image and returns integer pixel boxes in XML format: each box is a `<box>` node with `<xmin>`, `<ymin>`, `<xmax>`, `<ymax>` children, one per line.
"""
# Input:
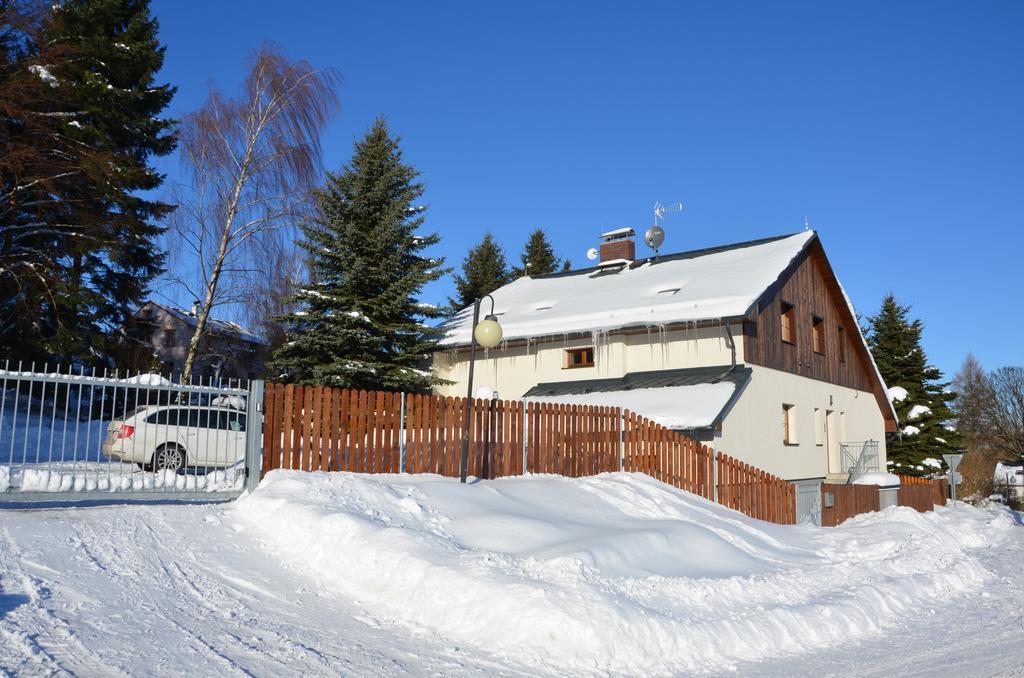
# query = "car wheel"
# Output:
<box><xmin>152</xmin><ymin>444</ymin><xmax>186</xmax><ymax>473</ymax></box>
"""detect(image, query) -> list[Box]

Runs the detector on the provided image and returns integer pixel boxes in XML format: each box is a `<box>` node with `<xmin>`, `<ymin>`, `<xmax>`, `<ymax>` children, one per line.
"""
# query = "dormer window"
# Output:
<box><xmin>780</xmin><ymin>301</ymin><xmax>795</xmax><ymax>344</ymax></box>
<box><xmin>565</xmin><ymin>347</ymin><xmax>595</xmax><ymax>369</ymax></box>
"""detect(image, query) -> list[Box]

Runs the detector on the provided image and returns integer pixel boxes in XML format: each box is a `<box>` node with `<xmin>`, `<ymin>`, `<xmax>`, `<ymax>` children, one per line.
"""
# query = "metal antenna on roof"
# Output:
<box><xmin>804</xmin><ymin>216</ymin><xmax>810</xmax><ymax>231</ymax></box>
<box><xmin>645</xmin><ymin>201</ymin><xmax>681</xmax><ymax>259</ymax></box>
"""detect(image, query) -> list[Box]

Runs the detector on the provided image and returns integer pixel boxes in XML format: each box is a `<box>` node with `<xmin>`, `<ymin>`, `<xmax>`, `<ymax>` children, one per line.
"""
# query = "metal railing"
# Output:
<box><xmin>839</xmin><ymin>440</ymin><xmax>880</xmax><ymax>481</ymax></box>
<box><xmin>0</xmin><ymin>362</ymin><xmax>261</xmax><ymax>501</ymax></box>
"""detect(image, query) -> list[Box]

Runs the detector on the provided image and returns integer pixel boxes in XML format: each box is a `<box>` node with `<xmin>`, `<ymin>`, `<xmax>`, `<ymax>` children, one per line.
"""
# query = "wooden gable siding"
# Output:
<box><xmin>742</xmin><ymin>239</ymin><xmax>897</xmax><ymax>431</ymax></box>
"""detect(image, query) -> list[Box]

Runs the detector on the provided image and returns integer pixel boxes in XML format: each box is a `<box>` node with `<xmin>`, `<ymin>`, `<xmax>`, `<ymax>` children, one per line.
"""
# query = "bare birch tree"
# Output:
<box><xmin>170</xmin><ymin>46</ymin><xmax>340</xmax><ymax>382</ymax></box>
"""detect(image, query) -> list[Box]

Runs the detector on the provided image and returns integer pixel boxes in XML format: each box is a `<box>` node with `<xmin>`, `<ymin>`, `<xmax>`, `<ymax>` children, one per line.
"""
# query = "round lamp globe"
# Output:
<box><xmin>474</xmin><ymin>316</ymin><xmax>503</xmax><ymax>348</ymax></box>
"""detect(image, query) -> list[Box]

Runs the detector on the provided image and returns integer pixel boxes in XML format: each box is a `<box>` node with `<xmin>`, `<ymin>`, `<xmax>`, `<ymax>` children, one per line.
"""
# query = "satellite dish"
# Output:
<box><xmin>586</xmin><ymin>247</ymin><xmax>599</xmax><ymax>261</ymax></box>
<box><xmin>644</xmin><ymin>225</ymin><xmax>665</xmax><ymax>250</ymax></box>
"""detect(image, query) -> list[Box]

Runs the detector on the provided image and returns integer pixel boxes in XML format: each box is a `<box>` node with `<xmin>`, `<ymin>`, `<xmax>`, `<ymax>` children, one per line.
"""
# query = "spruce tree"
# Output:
<box><xmin>0</xmin><ymin>0</ymin><xmax>175</xmax><ymax>363</ymax></box>
<box><xmin>865</xmin><ymin>293</ymin><xmax>960</xmax><ymax>474</ymax></box>
<box><xmin>512</xmin><ymin>228</ymin><xmax>563</xmax><ymax>277</ymax></box>
<box><xmin>268</xmin><ymin>117</ymin><xmax>446</xmax><ymax>391</ymax></box>
<box><xmin>449</xmin><ymin>232</ymin><xmax>511</xmax><ymax>311</ymax></box>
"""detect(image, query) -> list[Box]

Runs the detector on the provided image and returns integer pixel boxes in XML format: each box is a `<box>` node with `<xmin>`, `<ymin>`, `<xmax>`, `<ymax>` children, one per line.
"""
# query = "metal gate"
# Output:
<box><xmin>793</xmin><ymin>479</ymin><xmax>823</xmax><ymax>526</ymax></box>
<box><xmin>1</xmin><ymin>363</ymin><xmax>263</xmax><ymax>503</ymax></box>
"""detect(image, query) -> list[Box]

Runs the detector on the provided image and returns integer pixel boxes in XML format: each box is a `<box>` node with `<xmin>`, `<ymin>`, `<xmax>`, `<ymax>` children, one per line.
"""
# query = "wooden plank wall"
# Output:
<box><xmin>262</xmin><ymin>384</ymin><xmax>799</xmax><ymax>524</ymax></box>
<box><xmin>742</xmin><ymin>247</ymin><xmax>875</xmax><ymax>394</ymax></box>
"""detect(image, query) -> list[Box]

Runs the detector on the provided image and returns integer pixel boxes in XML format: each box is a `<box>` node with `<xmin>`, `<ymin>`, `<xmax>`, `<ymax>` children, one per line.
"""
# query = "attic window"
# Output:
<box><xmin>565</xmin><ymin>347</ymin><xmax>595</xmax><ymax>369</ymax></box>
<box><xmin>656</xmin><ymin>288</ymin><xmax>680</xmax><ymax>296</ymax></box>
<box><xmin>838</xmin><ymin>326</ymin><xmax>847</xmax><ymax>362</ymax></box>
<box><xmin>812</xmin><ymin>316</ymin><xmax>825</xmax><ymax>354</ymax></box>
<box><xmin>780</xmin><ymin>301</ymin><xmax>796</xmax><ymax>344</ymax></box>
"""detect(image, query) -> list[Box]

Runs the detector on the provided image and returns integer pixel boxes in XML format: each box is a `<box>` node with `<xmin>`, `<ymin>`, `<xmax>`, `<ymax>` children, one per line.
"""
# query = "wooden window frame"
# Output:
<box><xmin>837</xmin><ymin>325</ymin><xmax>847</xmax><ymax>363</ymax></box>
<box><xmin>780</xmin><ymin>301</ymin><xmax>796</xmax><ymax>345</ymax></box>
<box><xmin>812</xmin><ymin>315</ymin><xmax>825</xmax><ymax>355</ymax></box>
<box><xmin>565</xmin><ymin>347</ymin><xmax>595</xmax><ymax>369</ymax></box>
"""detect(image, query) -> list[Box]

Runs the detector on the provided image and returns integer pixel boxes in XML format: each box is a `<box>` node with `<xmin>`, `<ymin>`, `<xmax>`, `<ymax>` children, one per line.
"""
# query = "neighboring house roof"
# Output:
<box><xmin>138</xmin><ymin>302</ymin><xmax>265</xmax><ymax>345</ymax></box>
<box><xmin>524</xmin><ymin>366</ymin><xmax>751</xmax><ymax>431</ymax></box>
<box><xmin>439</xmin><ymin>231</ymin><xmax>815</xmax><ymax>347</ymax></box>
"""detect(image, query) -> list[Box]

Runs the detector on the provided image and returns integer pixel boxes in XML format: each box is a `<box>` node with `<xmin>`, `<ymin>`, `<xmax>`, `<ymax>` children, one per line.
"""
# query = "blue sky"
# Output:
<box><xmin>150</xmin><ymin>1</ymin><xmax>1023</xmax><ymax>379</ymax></box>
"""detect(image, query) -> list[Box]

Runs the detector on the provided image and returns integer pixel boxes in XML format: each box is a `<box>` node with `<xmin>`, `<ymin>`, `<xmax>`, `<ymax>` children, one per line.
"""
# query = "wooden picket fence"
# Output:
<box><xmin>260</xmin><ymin>383</ymin><xmax>797</xmax><ymax>524</ymax></box>
<box><xmin>717</xmin><ymin>451</ymin><xmax>797</xmax><ymax>524</ymax></box>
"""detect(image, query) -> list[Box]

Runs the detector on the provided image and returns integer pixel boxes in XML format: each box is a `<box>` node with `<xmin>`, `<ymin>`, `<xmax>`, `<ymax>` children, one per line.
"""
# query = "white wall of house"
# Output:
<box><xmin>432</xmin><ymin>323</ymin><xmax>742</xmax><ymax>399</ymax></box>
<box><xmin>715</xmin><ymin>364</ymin><xmax>887</xmax><ymax>481</ymax></box>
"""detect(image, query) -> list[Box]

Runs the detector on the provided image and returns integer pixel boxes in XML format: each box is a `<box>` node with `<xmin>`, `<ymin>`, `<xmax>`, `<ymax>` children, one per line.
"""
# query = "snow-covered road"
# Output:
<box><xmin>0</xmin><ymin>503</ymin><xmax>524</xmax><ymax>676</ymax></box>
<box><xmin>1</xmin><ymin>472</ymin><xmax>1022</xmax><ymax>676</ymax></box>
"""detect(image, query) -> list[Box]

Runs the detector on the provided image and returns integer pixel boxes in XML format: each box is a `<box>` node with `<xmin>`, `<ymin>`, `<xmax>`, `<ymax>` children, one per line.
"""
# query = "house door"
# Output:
<box><xmin>825</xmin><ymin>409</ymin><xmax>839</xmax><ymax>474</ymax></box>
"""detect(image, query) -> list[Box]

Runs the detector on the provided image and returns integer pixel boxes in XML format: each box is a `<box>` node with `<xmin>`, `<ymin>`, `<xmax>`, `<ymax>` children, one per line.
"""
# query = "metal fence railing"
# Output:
<box><xmin>839</xmin><ymin>440</ymin><xmax>880</xmax><ymax>479</ymax></box>
<box><xmin>1</xmin><ymin>362</ymin><xmax>261</xmax><ymax>501</ymax></box>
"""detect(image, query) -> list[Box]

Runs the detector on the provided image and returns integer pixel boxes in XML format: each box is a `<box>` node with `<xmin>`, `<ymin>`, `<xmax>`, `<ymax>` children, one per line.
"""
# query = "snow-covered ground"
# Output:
<box><xmin>1</xmin><ymin>471</ymin><xmax>1023</xmax><ymax>676</ymax></box>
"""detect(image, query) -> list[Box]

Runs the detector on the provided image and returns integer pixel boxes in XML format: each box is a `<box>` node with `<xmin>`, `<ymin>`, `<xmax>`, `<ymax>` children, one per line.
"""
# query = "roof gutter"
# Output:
<box><xmin>438</xmin><ymin>317</ymin><xmax>746</xmax><ymax>353</ymax></box>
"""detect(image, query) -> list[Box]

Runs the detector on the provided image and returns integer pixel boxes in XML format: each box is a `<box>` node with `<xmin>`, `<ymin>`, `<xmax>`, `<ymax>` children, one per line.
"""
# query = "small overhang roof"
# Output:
<box><xmin>523</xmin><ymin>365</ymin><xmax>751</xmax><ymax>430</ymax></box>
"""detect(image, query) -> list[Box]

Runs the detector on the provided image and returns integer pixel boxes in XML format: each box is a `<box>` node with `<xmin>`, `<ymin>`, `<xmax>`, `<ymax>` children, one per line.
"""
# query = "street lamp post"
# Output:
<box><xmin>460</xmin><ymin>295</ymin><xmax>502</xmax><ymax>483</ymax></box>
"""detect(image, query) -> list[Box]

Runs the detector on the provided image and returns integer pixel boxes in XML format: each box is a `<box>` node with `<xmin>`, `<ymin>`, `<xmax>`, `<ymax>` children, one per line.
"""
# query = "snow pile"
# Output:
<box><xmin>902</xmin><ymin>425</ymin><xmax>921</xmax><ymax>435</ymax></box>
<box><xmin>234</xmin><ymin>472</ymin><xmax>1011</xmax><ymax>675</ymax></box>
<box><xmin>124</xmin><ymin>373</ymin><xmax>171</xmax><ymax>386</ymax></box>
<box><xmin>907</xmin><ymin>404</ymin><xmax>931</xmax><ymax>420</ymax></box>
<box><xmin>211</xmin><ymin>395</ymin><xmax>246</xmax><ymax>410</ymax></box>
<box><xmin>887</xmin><ymin>385</ymin><xmax>908</xmax><ymax>402</ymax></box>
<box><xmin>14</xmin><ymin>466</ymin><xmax>243</xmax><ymax>493</ymax></box>
<box><xmin>923</xmin><ymin>457</ymin><xmax>943</xmax><ymax>469</ymax></box>
<box><xmin>852</xmin><ymin>471</ymin><xmax>901</xmax><ymax>486</ymax></box>
<box><xmin>527</xmin><ymin>382</ymin><xmax>736</xmax><ymax>429</ymax></box>
<box><xmin>1</xmin><ymin>406</ymin><xmax>108</xmax><ymax>465</ymax></box>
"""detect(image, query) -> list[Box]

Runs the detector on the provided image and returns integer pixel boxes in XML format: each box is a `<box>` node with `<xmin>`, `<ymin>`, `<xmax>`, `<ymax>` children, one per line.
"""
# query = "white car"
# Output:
<box><xmin>103</xmin><ymin>404</ymin><xmax>247</xmax><ymax>472</ymax></box>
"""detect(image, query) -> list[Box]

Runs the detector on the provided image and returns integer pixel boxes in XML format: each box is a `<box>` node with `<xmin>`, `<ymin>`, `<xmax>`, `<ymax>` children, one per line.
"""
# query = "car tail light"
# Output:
<box><xmin>117</xmin><ymin>425</ymin><xmax>135</xmax><ymax>439</ymax></box>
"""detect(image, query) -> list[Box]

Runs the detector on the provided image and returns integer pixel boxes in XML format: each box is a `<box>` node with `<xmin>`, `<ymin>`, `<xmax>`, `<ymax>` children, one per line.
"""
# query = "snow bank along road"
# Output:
<box><xmin>1</xmin><ymin>471</ymin><xmax>1023</xmax><ymax>676</ymax></box>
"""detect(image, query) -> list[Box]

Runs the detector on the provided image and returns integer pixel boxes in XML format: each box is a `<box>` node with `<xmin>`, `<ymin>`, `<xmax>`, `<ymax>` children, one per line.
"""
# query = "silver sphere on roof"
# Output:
<box><xmin>644</xmin><ymin>225</ymin><xmax>665</xmax><ymax>250</ymax></box>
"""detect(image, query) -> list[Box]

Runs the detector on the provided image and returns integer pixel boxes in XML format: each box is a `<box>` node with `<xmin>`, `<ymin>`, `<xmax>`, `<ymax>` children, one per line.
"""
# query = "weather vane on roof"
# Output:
<box><xmin>646</xmin><ymin>201</ymin><xmax>682</xmax><ymax>258</ymax></box>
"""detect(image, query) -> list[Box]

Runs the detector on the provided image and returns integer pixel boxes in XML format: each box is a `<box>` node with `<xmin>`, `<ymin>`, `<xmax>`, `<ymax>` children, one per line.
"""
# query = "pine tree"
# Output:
<box><xmin>0</xmin><ymin>0</ymin><xmax>175</xmax><ymax>364</ymax></box>
<box><xmin>952</xmin><ymin>353</ymin><xmax>992</xmax><ymax>454</ymax></box>
<box><xmin>449</xmin><ymin>232</ymin><xmax>511</xmax><ymax>311</ymax></box>
<box><xmin>268</xmin><ymin>117</ymin><xmax>446</xmax><ymax>391</ymax></box>
<box><xmin>865</xmin><ymin>293</ymin><xmax>960</xmax><ymax>475</ymax></box>
<box><xmin>512</xmin><ymin>228</ymin><xmax>564</xmax><ymax>278</ymax></box>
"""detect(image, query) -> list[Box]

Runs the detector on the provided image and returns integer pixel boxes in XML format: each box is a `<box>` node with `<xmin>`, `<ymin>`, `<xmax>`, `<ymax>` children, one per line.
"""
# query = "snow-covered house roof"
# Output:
<box><xmin>139</xmin><ymin>302</ymin><xmax>265</xmax><ymax>345</ymax></box>
<box><xmin>439</xmin><ymin>232</ymin><xmax>815</xmax><ymax>346</ymax></box>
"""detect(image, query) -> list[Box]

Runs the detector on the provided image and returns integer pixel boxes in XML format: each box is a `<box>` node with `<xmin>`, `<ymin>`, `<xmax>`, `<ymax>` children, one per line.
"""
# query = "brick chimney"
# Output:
<box><xmin>598</xmin><ymin>228</ymin><xmax>636</xmax><ymax>265</ymax></box>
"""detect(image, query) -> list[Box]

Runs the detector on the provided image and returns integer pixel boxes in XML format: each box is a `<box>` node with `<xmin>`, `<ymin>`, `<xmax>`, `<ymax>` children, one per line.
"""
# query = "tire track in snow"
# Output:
<box><xmin>0</xmin><ymin>522</ymin><xmax>118</xmax><ymax>677</ymax></box>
